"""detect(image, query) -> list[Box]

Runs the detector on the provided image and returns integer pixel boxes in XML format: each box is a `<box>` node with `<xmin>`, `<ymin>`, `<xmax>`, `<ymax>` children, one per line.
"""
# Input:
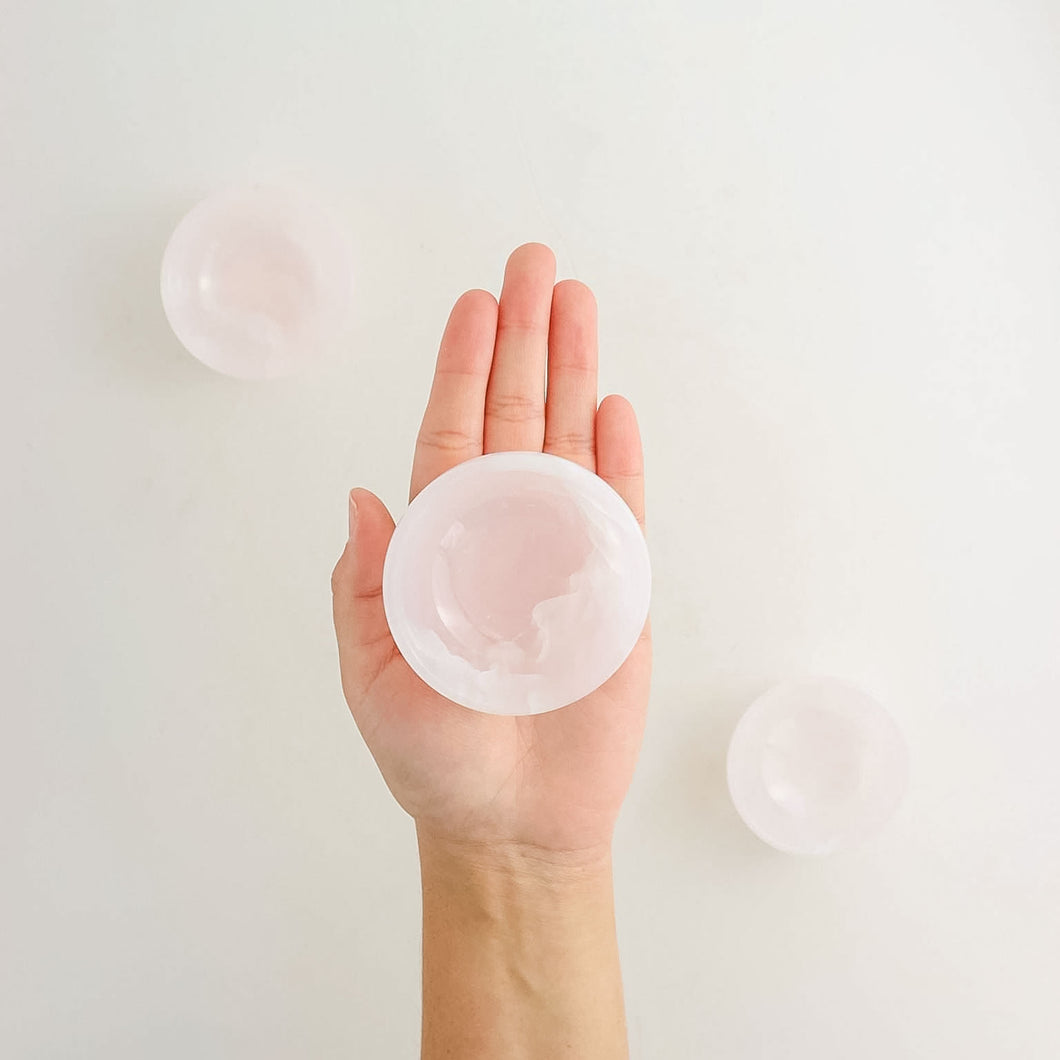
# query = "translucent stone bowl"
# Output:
<box><xmin>382</xmin><ymin>451</ymin><xmax>652</xmax><ymax>716</ymax></box>
<box><xmin>726</xmin><ymin>676</ymin><xmax>909</xmax><ymax>855</ymax></box>
<box><xmin>160</xmin><ymin>184</ymin><xmax>355</xmax><ymax>379</ymax></box>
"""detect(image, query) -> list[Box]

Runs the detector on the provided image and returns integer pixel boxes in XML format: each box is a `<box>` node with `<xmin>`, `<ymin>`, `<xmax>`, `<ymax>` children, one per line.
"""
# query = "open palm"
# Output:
<box><xmin>331</xmin><ymin>243</ymin><xmax>651</xmax><ymax>860</ymax></box>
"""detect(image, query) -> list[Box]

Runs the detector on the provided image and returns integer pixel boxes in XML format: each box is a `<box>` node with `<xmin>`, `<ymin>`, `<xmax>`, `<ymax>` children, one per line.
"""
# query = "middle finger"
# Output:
<box><xmin>483</xmin><ymin>242</ymin><xmax>556</xmax><ymax>453</ymax></box>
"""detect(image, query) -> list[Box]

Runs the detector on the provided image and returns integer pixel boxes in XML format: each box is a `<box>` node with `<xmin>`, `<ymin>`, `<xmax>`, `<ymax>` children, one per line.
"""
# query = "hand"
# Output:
<box><xmin>331</xmin><ymin>243</ymin><xmax>651</xmax><ymax>866</ymax></box>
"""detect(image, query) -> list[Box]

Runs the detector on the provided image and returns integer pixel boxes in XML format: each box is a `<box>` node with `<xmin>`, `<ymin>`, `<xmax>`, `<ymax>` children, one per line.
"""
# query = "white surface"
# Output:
<box><xmin>382</xmin><ymin>451</ymin><xmax>651</xmax><ymax>715</ymax></box>
<box><xmin>3</xmin><ymin>1</ymin><xmax>1058</xmax><ymax>1056</ymax></box>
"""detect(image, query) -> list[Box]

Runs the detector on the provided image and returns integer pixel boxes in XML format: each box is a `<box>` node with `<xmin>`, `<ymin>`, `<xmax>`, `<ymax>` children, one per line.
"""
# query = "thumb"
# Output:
<box><xmin>331</xmin><ymin>487</ymin><xmax>398</xmax><ymax>696</ymax></box>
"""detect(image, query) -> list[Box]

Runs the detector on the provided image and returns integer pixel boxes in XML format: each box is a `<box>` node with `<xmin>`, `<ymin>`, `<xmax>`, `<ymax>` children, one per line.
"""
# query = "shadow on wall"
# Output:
<box><xmin>632</xmin><ymin>678</ymin><xmax>784</xmax><ymax>871</ymax></box>
<box><xmin>86</xmin><ymin>195</ymin><xmax>218</xmax><ymax>385</ymax></box>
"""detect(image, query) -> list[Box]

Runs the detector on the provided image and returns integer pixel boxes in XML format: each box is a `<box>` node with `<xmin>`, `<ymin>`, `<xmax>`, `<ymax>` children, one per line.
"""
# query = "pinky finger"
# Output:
<box><xmin>595</xmin><ymin>394</ymin><xmax>645</xmax><ymax>531</ymax></box>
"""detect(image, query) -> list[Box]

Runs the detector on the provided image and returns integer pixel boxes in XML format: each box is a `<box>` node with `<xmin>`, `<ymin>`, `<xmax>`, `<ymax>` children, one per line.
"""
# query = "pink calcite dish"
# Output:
<box><xmin>727</xmin><ymin>676</ymin><xmax>909</xmax><ymax>854</ymax></box>
<box><xmin>383</xmin><ymin>451</ymin><xmax>652</xmax><ymax>716</ymax></box>
<box><xmin>160</xmin><ymin>184</ymin><xmax>354</xmax><ymax>379</ymax></box>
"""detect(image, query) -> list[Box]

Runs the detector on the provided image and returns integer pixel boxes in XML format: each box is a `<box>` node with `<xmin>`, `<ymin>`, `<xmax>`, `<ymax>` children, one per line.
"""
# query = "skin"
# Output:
<box><xmin>331</xmin><ymin>243</ymin><xmax>651</xmax><ymax>1058</ymax></box>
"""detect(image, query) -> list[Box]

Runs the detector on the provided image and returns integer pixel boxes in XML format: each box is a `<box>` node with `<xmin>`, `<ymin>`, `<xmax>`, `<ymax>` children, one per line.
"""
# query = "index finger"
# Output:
<box><xmin>409</xmin><ymin>289</ymin><xmax>498</xmax><ymax>502</ymax></box>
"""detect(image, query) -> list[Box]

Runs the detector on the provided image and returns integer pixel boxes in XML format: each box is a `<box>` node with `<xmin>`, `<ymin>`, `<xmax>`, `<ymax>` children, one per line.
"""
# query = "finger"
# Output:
<box><xmin>483</xmin><ymin>243</ymin><xmax>556</xmax><ymax>453</ymax></box>
<box><xmin>331</xmin><ymin>488</ymin><xmax>398</xmax><ymax>700</ymax></box>
<box><xmin>410</xmin><ymin>289</ymin><xmax>497</xmax><ymax>502</ymax></box>
<box><xmin>595</xmin><ymin>395</ymin><xmax>646</xmax><ymax>531</ymax></box>
<box><xmin>543</xmin><ymin>280</ymin><xmax>598</xmax><ymax>471</ymax></box>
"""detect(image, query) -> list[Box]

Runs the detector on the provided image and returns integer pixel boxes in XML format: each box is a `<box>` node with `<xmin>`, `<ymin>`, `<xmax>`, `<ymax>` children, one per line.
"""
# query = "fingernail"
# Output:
<box><xmin>348</xmin><ymin>492</ymin><xmax>359</xmax><ymax>538</ymax></box>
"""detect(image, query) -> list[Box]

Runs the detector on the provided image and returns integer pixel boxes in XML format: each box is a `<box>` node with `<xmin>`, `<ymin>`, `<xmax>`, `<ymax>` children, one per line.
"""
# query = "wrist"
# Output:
<box><xmin>416</xmin><ymin>825</ymin><xmax>627</xmax><ymax>1058</ymax></box>
<box><xmin>416</xmin><ymin>826</ymin><xmax>614</xmax><ymax>889</ymax></box>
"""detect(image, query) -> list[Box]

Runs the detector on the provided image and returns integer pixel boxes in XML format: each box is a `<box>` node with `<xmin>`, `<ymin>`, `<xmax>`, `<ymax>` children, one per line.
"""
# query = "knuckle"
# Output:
<box><xmin>416</xmin><ymin>427</ymin><xmax>479</xmax><ymax>455</ymax></box>
<box><xmin>497</xmin><ymin>314</ymin><xmax>545</xmax><ymax>338</ymax></box>
<box><xmin>605</xmin><ymin>467</ymin><xmax>644</xmax><ymax>487</ymax></box>
<box><xmin>485</xmin><ymin>391</ymin><xmax>544</xmax><ymax>424</ymax></box>
<box><xmin>546</xmin><ymin>429</ymin><xmax>595</xmax><ymax>457</ymax></box>
<box><xmin>354</xmin><ymin>583</ymin><xmax>385</xmax><ymax>603</ymax></box>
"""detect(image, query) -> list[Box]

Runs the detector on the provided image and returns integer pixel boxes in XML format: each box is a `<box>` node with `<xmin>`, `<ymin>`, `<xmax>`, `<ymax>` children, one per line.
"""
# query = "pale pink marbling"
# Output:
<box><xmin>382</xmin><ymin>451</ymin><xmax>652</xmax><ymax>716</ymax></box>
<box><xmin>160</xmin><ymin>184</ymin><xmax>354</xmax><ymax>379</ymax></box>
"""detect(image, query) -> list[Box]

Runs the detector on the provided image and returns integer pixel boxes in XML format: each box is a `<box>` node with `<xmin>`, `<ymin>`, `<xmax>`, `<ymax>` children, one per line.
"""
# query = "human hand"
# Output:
<box><xmin>331</xmin><ymin>243</ymin><xmax>651</xmax><ymax>866</ymax></box>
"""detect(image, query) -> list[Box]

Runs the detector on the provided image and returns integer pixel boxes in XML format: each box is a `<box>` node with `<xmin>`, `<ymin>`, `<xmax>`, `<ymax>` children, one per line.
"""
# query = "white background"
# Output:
<box><xmin>3</xmin><ymin>1</ymin><xmax>1059</xmax><ymax>1056</ymax></box>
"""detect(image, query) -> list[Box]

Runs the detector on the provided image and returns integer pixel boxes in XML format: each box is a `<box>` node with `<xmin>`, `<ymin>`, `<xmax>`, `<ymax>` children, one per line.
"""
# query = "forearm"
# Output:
<box><xmin>417</xmin><ymin>828</ymin><xmax>628</xmax><ymax>1059</ymax></box>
